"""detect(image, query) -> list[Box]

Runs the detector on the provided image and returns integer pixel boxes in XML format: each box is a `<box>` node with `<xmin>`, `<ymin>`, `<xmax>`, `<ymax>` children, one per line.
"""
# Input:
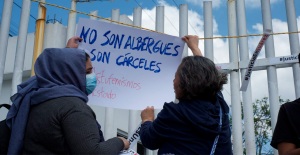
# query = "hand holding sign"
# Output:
<box><xmin>66</xmin><ymin>36</ymin><xmax>82</xmax><ymax>48</ymax></box>
<box><xmin>182</xmin><ymin>35</ymin><xmax>203</xmax><ymax>56</ymax></box>
<box><xmin>141</xmin><ymin>106</ymin><xmax>155</xmax><ymax>123</ymax></box>
<box><xmin>118</xmin><ymin>137</ymin><xmax>130</xmax><ymax>150</ymax></box>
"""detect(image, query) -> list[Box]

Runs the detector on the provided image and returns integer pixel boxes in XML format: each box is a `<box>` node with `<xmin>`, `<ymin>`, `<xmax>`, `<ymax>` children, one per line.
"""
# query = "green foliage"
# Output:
<box><xmin>253</xmin><ymin>97</ymin><xmax>272</xmax><ymax>155</ymax></box>
<box><xmin>230</xmin><ymin>96</ymin><xmax>290</xmax><ymax>155</ymax></box>
<box><xmin>250</xmin><ymin>97</ymin><xmax>289</xmax><ymax>155</ymax></box>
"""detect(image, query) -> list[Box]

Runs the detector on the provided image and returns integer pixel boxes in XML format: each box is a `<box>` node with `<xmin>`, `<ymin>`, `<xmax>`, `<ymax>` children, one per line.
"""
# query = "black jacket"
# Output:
<box><xmin>140</xmin><ymin>92</ymin><xmax>232</xmax><ymax>155</ymax></box>
<box><xmin>23</xmin><ymin>97</ymin><xmax>123</xmax><ymax>154</ymax></box>
<box><xmin>271</xmin><ymin>98</ymin><xmax>300</xmax><ymax>149</ymax></box>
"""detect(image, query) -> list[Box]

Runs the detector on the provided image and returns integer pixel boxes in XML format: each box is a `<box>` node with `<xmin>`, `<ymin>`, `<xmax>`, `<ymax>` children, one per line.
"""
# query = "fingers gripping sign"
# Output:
<box><xmin>141</xmin><ymin>106</ymin><xmax>155</xmax><ymax>123</ymax></box>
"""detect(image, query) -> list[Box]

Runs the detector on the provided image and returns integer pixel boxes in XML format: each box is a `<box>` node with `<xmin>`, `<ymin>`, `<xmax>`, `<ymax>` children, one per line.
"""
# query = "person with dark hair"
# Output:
<box><xmin>139</xmin><ymin>35</ymin><xmax>232</xmax><ymax>154</ymax></box>
<box><xmin>5</xmin><ymin>36</ymin><xmax>129</xmax><ymax>154</ymax></box>
<box><xmin>270</xmin><ymin>53</ymin><xmax>300</xmax><ymax>154</ymax></box>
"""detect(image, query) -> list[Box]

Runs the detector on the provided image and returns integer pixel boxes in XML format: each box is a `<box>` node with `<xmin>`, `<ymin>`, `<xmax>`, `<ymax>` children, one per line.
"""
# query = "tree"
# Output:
<box><xmin>253</xmin><ymin>97</ymin><xmax>272</xmax><ymax>154</ymax></box>
<box><xmin>253</xmin><ymin>97</ymin><xmax>290</xmax><ymax>154</ymax></box>
<box><xmin>231</xmin><ymin>97</ymin><xmax>290</xmax><ymax>155</ymax></box>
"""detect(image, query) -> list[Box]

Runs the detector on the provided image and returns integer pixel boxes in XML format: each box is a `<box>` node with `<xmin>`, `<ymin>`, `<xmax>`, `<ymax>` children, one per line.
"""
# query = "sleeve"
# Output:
<box><xmin>61</xmin><ymin>103</ymin><xmax>124</xmax><ymax>154</ymax></box>
<box><xmin>139</xmin><ymin>121</ymin><xmax>163</xmax><ymax>150</ymax></box>
<box><xmin>270</xmin><ymin>104</ymin><xmax>296</xmax><ymax>149</ymax></box>
<box><xmin>140</xmin><ymin>103</ymin><xmax>174</xmax><ymax>150</ymax></box>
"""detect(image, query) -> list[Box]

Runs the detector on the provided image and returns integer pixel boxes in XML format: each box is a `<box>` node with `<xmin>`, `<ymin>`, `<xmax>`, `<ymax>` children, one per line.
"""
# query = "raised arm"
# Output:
<box><xmin>182</xmin><ymin>35</ymin><xmax>203</xmax><ymax>56</ymax></box>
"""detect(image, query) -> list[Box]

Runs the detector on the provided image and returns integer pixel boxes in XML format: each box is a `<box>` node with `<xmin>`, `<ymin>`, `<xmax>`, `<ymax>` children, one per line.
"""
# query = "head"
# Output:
<box><xmin>173</xmin><ymin>56</ymin><xmax>228</xmax><ymax>101</ymax></box>
<box><xmin>85</xmin><ymin>53</ymin><xmax>97</xmax><ymax>95</ymax></box>
<box><xmin>34</xmin><ymin>48</ymin><xmax>96</xmax><ymax>96</ymax></box>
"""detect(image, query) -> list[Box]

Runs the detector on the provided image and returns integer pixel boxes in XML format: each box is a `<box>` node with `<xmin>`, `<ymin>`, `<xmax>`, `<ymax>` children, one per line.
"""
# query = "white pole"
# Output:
<box><xmin>179</xmin><ymin>4</ymin><xmax>188</xmax><ymax>58</ymax></box>
<box><xmin>145</xmin><ymin>149</ymin><xmax>154</xmax><ymax>155</ymax></box>
<box><xmin>133</xmin><ymin>7</ymin><xmax>142</xmax><ymax>27</ymax></box>
<box><xmin>66</xmin><ymin>0</ymin><xmax>77</xmax><ymax>42</ymax></box>
<box><xmin>127</xmin><ymin>7</ymin><xmax>142</xmax><ymax>152</ymax></box>
<box><xmin>104</xmin><ymin>9</ymin><xmax>119</xmax><ymax>140</ymax></box>
<box><xmin>152</xmin><ymin>5</ymin><xmax>166</xmax><ymax>155</ymax></box>
<box><xmin>143</xmin><ymin>5</ymin><xmax>165</xmax><ymax>155</ymax></box>
<box><xmin>11</xmin><ymin>0</ymin><xmax>31</xmax><ymax>96</ymax></box>
<box><xmin>0</xmin><ymin>0</ymin><xmax>13</xmax><ymax>96</ymax></box>
<box><xmin>111</xmin><ymin>9</ymin><xmax>120</xmax><ymax>22</ymax></box>
<box><xmin>261</xmin><ymin>1</ymin><xmax>280</xmax><ymax>154</ymax></box>
<box><xmin>104</xmin><ymin>107</ymin><xmax>115</xmax><ymax>139</ymax></box>
<box><xmin>285</xmin><ymin>0</ymin><xmax>300</xmax><ymax>98</ymax></box>
<box><xmin>236</xmin><ymin>0</ymin><xmax>256</xmax><ymax>154</ymax></box>
<box><xmin>90</xmin><ymin>10</ymin><xmax>98</xmax><ymax>20</ymax></box>
<box><xmin>203</xmin><ymin>1</ymin><xmax>213</xmax><ymax>59</ymax></box>
<box><xmin>155</xmin><ymin>6</ymin><xmax>164</xmax><ymax>33</ymax></box>
<box><xmin>227</xmin><ymin>1</ymin><xmax>243</xmax><ymax>154</ymax></box>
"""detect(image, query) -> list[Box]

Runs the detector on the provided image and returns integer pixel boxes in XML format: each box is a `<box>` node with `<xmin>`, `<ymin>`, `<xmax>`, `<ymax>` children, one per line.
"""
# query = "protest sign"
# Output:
<box><xmin>76</xmin><ymin>18</ymin><xmax>184</xmax><ymax>109</ymax></box>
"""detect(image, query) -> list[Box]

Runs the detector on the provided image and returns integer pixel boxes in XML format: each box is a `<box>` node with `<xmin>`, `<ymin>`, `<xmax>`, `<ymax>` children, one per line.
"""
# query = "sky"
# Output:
<box><xmin>1</xmin><ymin>0</ymin><xmax>300</xmax><ymax>104</ymax></box>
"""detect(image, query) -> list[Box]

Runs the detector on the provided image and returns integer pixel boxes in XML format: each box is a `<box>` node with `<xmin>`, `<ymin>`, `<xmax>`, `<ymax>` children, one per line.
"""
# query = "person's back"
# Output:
<box><xmin>140</xmin><ymin>93</ymin><xmax>232</xmax><ymax>154</ymax></box>
<box><xmin>23</xmin><ymin>97</ymin><xmax>124</xmax><ymax>154</ymax></box>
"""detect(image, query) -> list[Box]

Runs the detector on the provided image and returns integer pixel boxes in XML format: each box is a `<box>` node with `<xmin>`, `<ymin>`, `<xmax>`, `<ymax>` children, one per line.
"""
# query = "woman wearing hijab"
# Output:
<box><xmin>6</xmin><ymin>37</ymin><xmax>129</xmax><ymax>154</ymax></box>
<box><xmin>139</xmin><ymin>35</ymin><xmax>232</xmax><ymax>154</ymax></box>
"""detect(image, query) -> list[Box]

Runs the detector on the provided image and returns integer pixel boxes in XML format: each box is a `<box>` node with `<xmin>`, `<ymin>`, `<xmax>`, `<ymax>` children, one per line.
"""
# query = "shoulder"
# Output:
<box><xmin>162</xmin><ymin>101</ymin><xmax>176</xmax><ymax>108</ymax></box>
<box><xmin>162</xmin><ymin>101</ymin><xmax>181</xmax><ymax>112</ymax></box>
<box><xmin>278</xmin><ymin>98</ymin><xmax>300</xmax><ymax>118</ymax></box>
<box><xmin>46</xmin><ymin>97</ymin><xmax>87</xmax><ymax>107</ymax></box>
<box><xmin>41</xmin><ymin>97</ymin><xmax>94</xmax><ymax>116</ymax></box>
<box><xmin>157</xmin><ymin>102</ymin><xmax>181</xmax><ymax>118</ymax></box>
<box><xmin>282</xmin><ymin>98</ymin><xmax>300</xmax><ymax>109</ymax></box>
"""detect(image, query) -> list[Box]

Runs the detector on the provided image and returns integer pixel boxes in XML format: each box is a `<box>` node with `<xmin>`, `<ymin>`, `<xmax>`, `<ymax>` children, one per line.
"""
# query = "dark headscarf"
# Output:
<box><xmin>6</xmin><ymin>48</ymin><xmax>89</xmax><ymax>155</ymax></box>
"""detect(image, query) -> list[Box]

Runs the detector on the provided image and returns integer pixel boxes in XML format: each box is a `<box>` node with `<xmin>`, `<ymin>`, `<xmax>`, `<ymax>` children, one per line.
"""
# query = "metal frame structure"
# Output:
<box><xmin>0</xmin><ymin>0</ymin><xmax>299</xmax><ymax>154</ymax></box>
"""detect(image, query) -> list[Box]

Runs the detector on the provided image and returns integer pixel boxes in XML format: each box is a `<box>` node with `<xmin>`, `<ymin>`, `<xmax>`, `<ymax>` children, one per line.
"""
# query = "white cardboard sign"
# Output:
<box><xmin>76</xmin><ymin>18</ymin><xmax>184</xmax><ymax>110</ymax></box>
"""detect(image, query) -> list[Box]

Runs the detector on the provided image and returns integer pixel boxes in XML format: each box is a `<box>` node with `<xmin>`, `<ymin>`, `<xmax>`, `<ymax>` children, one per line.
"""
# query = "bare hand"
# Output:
<box><xmin>182</xmin><ymin>35</ymin><xmax>202</xmax><ymax>56</ymax></box>
<box><xmin>118</xmin><ymin>137</ymin><xmax>130</xmax><ymax>150</ymax></box>
<box><xmin>66</xmin><ymin>36</ymin><xmax>82</xmax><ymax>48</ymax></box>
<box><xmin>141</xmin><ymin>106</ymin><xmax>154</xmax><ymax>123</ymax></box>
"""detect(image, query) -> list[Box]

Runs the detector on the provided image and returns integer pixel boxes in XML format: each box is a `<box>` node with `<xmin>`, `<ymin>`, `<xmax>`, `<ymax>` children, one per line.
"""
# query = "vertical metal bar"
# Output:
<box><xmin>204</xmin><ymin>1</ymin><xmax>213</xmax><ymax>59</ymax></box>
<box><xmin>133</xmin><ymin>7</ymin><xmax>142</xmax><ymax>27</ymax></box>
<box><xmin>0</xmin><ymin>0</ymin><xmax>13</xmax><ymax>96</ymax></box>
<box><xmin>155</xmin><ymin>6</ymin><xmax>164</xmax><ymax>33</ymax></box>
<box><xmin>236</xmin><ymin>0</ymin><xmax>256</xmax><ymax>154</ymax></box>
<box><xmin>31</xmin><ymin>1</ymin><xmax>46</xmax><ymax>76</ymax></box>
<box><xmin>11</xmin><ymin>0</ymin><xmax>31</xmax><ymax>96</ymax></box>
<box><xmin>261</xmin><ymin>1</ymin><xmax>280</xmax><ymax>154</ymax></box>
<box><xmin>66</xmin><ymin>0</ymin><xmax>77</xmax><ymax>41</ymax></box>
<box><xmin>285</xmin><ymin>0</ymin><xmax>300</xmax><ymax>98</ymax></box>
<box><xmin>104</xmin><ymin>9</ymin><xmax>119</xmax><ymax>140</ymax></box>
<box><xmin>90</xmin><ymin>10</ymin><xmax>98</xmax><ymax>20</ymax></box>
<box><xmin>43</xmin><ymin>22</ymin><xmax>67</xmax><ymax>49</ymax></box>
<box><xmin>179</xmin><ymin>4</ymin><xmax>188</xmax><ymax>58</ymax></box>
<box><xmin>145</xmin><ymin>149</ymin><xmax>154</xmax><ymax>155</ymax></box>
<box><xmin>104</xmin><ymin>107</ymin><xmax>115</xmax><ymax>139</ymax></box>
<box><xmin>143</xmin><ymin>5</ymin><xmax>165</xmax><ymax>155</ymax></box>
<box><xmin>128</xmin><ymin>7</ymin><xmax>142</xmax><ymax>152</ymax></box>
<box><xmin>227</xmin><ymin>1</ymin><xmax>244</xmax><ymax>154</ymax></box>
